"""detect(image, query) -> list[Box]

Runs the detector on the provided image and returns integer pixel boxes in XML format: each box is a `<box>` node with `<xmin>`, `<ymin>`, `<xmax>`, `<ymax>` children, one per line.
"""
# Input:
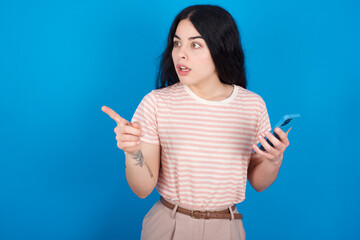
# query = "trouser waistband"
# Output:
<box><xmin>160</xmin><ymin>197</ymin><xmax>243</xmax><ymax>220</ymax></box>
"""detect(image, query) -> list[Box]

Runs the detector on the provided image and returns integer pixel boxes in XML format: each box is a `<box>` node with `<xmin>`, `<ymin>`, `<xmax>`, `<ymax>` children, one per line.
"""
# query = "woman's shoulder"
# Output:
<box><xmin>236</xmin><ymin>86</ymin><xmax>266</xmax><ymax>104</ymax></box>
<box><xmin>153</xmin><ymin>82</ymin><xmax>182</xmax><ymax>93</ymax></box>
<box><xmin>150</xmin><ymin>82</ymin><xmax>183</xmax><ymax>98</ymax></box>
<box><xmin>140</xmin><ymin>82</ymin><xmax>182</xmax><ymax>104</ymax></box>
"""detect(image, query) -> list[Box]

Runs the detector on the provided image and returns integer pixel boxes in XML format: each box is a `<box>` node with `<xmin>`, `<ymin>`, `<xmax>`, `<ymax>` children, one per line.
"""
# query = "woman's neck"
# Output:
<box><xmin>187</xmin><ymin>81</ymin><xmax>234</xmax><ymax>101</ymax></box>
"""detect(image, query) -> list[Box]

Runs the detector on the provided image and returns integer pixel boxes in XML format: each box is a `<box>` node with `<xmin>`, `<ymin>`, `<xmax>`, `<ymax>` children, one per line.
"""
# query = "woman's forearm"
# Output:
<box><xmin>124</xmin><ymin>150</ymin><xmax>156</xmax><ymax>198</ymax></box>
<box><xmin>248</xmin><ymin>157</ymin><xmax>283</xmax><ymax>192</ymax></box>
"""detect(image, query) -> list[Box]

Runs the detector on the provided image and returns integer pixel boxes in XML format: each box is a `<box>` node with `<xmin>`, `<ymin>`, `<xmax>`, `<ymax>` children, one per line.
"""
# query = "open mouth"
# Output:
<box><xmin>179</xmin><ymin>66</ymin><xmax>191</xmax><ymax>72</ymax></box>
<box><xmin>177</xmin><ymin>64</ymin><xmax>191</xmax><ymax>74</ymax></box>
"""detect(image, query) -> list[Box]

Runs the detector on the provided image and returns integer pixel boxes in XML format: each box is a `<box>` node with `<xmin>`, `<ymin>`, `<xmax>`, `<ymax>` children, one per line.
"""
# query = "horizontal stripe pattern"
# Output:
<box><xmin>131</xmin><ymin>82</ymin><xmax>270</xmax><ymax>210</ymax></box>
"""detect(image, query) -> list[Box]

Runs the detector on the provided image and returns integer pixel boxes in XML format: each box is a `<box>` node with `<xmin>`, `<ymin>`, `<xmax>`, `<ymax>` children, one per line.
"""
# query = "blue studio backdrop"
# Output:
<box><xmin>1</xmin><ymin>0</ymin><xmax>360</xmax><ymax>239</ymax></box>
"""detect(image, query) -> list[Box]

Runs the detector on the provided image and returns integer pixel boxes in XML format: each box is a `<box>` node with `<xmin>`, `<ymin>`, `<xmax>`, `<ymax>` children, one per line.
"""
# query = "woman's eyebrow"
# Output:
<box><xmin>174</xmin><ymin>34</ymin><xmax>204</xmax><ymax>40</ymax></box>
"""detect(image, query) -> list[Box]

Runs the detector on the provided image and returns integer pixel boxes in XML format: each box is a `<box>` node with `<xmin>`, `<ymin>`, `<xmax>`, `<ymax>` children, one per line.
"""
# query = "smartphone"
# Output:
<box><xmin>257</xmin><ymin>114</ymin><xmax>301</xmax><ymax>151</ymax></box>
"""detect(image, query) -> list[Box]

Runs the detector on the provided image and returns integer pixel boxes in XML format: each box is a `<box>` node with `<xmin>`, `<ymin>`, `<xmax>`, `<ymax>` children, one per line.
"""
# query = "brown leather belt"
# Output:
<box><xmin>160</xmin><ymin>197</ymin><xmax>243</xmax><ymax>220</ymax></box>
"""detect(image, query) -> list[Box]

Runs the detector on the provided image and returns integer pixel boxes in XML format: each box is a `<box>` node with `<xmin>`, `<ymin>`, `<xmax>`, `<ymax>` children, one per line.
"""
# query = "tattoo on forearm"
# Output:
<box><xmin>129</xmin><ymin>150</ymin><xmax>153</xmax><ymax>178</ymax></box>
<box><xmin>145</xmin><ymin>162</ymin><xmax>154</xmax><ymax>178</ymax></box>
<box><xmin>131</xmin><ymin>150</ymin><xmax>144</xmax><ymax>167</ymax></box>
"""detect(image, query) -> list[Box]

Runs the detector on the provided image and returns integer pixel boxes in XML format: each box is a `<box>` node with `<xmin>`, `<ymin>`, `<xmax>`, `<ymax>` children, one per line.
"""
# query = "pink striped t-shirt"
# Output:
<box><xmin>131</xmin><ymin>82</ymin><xmax>271</xmax><ymax>210</ymax></box>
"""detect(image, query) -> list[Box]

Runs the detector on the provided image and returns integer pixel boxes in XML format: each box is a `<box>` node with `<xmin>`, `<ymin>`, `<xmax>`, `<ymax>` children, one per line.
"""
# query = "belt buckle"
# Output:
<box><xmin>190</xmin><ymin>210</ymin><xmax>201</xmax><ymax>219</ymax></box>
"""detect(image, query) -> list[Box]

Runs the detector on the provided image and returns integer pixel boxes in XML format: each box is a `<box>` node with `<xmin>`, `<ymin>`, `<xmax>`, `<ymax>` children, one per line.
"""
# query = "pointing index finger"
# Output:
<box><xmin>101</xmin><ymin>106</ymin><xmax>129</xmax><ymax>125</ymax></box>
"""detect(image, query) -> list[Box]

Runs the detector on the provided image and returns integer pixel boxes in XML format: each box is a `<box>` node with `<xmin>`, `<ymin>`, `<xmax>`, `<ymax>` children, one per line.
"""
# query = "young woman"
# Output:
<box><xmin>102</xmin><ymin>5</ymin><xmax>290</xmax><ymax>240</ymax></box>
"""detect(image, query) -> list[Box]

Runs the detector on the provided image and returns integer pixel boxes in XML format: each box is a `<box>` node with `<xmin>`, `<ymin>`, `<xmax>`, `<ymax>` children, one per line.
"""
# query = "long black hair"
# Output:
<box><xmin>156</xmin><ymin>5</ymin><xmax>247</xmax><ymax>89</ymax></box>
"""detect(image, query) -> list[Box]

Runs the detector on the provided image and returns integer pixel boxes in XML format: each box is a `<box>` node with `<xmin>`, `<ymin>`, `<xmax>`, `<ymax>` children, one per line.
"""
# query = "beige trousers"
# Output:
<box><xmin>140</xmin><ymin>200</ymin><xmax>246</xmax><ymax>240</ymax></box>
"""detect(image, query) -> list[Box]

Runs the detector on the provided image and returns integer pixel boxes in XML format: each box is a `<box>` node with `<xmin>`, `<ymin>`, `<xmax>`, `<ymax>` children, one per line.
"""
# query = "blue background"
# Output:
<box><xmin>1</xmin><ymin>0</ymin><xmax>359</xmax><ymax>239</ymax></box>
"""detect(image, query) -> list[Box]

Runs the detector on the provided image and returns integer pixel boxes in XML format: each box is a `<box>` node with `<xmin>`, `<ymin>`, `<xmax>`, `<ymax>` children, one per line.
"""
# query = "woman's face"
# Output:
<box><xmin>172</xmin><ymin>19</ymin><xmax>218</xmax><ymax>87</ymax></box>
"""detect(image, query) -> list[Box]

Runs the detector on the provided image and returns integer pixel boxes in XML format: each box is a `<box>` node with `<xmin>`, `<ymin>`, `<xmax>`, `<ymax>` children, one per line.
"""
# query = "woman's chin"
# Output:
<box><xmin>178</xmin><ymin>78</ymin><xmax>193</xmax><ymax>86</ymax></box>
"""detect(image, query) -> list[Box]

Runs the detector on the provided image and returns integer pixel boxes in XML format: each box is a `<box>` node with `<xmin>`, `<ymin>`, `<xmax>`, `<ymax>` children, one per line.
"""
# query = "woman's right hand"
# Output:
<box><xmin>101</xmin><ymin>106</ymin><xmax>144</xmax><ymax>154</ymax></box>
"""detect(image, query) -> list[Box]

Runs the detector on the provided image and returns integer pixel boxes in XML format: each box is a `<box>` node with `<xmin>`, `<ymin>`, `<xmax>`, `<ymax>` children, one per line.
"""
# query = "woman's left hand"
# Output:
<box><xmin>252</xmin><ymin>127</ymin><xmax>291</xmax><ymax>164</ymax></box>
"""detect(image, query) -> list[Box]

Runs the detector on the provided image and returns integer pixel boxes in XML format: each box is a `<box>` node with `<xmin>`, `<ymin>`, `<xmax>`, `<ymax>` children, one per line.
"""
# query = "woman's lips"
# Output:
<box><xmin>176</xmin><ymin>64</ymin><xmax>191</xmax><ymax>76</ymax></box>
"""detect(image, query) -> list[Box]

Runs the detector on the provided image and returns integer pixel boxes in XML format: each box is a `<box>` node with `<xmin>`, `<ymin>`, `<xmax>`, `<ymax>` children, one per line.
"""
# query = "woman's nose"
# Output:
<box><xmin>177</xmin><ymin>46</ymin><xmax>187</xmax><ymax>59</ymax></box>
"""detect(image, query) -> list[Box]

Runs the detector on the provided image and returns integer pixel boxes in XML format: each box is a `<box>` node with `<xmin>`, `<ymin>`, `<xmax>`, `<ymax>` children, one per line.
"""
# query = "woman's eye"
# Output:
<box><xmin>173</xmin><ymin>41</ymin><xmax>181</xmax><ymax>48</ymax></box>
<box><xmin>192</xmin><ymin>42</ymin><xmax>201</xmax><ymax>49</ymax></box>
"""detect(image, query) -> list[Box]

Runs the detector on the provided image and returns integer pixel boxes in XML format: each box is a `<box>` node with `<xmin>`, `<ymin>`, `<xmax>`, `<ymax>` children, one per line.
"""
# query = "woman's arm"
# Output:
<box><xmin>101</xmin><ymin>106</ymin><xmax>161</xmax><ymax>199</ymax></box>
<box><xmin>247</xmin><ymin>127</ymin><xmax>290</xmax><ymax>192</ymax></box>
<box><xmin>125</xmin><ymin>142</ymin><xmax>161</xmax><ymax>198</ymax></box>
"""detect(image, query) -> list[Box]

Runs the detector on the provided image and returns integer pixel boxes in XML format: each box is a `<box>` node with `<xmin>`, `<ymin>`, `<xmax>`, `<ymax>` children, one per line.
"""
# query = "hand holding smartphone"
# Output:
<box><xmin>257</xmin><ymin>114</ymin><xmax>301</xmax><ymax>151</ymax></box>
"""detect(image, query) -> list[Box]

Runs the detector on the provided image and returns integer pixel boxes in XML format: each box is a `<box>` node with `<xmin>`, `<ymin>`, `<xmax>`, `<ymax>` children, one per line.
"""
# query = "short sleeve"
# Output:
<box><xmin>131</xmin><ymin>91</ymin><xmax>160</xmax><ymax>145</ymax></box>
<box><xmin>251</xmin><ymin>98</ymin><xmax>271</xmax><ymax>159</ymax></box>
